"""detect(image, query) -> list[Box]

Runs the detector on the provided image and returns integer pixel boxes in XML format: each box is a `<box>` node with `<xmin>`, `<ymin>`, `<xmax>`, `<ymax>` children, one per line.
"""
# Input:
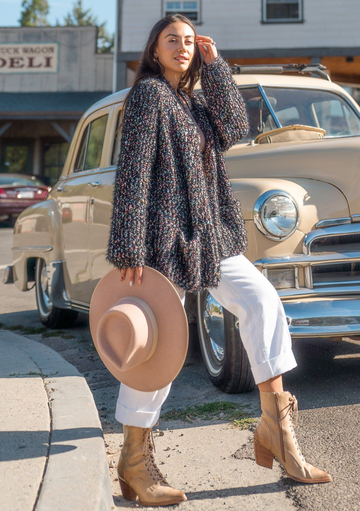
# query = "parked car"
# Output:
<box><xmin>0</xmin><ymin>174</ymin><xmax>50</xmax><ymax>222</ymax></box>
<box><xmin>5</xmin><ymin>63</ymin><xmax>360</xmax><ymax>394</ymax></box>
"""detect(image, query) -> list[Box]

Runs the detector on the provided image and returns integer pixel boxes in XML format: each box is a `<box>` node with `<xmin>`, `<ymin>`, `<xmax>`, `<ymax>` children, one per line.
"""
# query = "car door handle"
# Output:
<box><xmin>56</xmin><ymin>186</ymin><xmax>64</xmax><ymax>192</ymax></box>
<box><xmin>89</xmin><ymin>181</ymin><xmax>100</xmax><ymax>187</ymax></box>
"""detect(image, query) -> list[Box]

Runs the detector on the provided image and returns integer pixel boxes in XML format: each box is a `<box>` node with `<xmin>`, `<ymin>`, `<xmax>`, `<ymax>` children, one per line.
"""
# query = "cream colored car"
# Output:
<box><xmin>5</xmin><ymin>64</ymin><xmax>360</xmax><ymax>393</ymax></box>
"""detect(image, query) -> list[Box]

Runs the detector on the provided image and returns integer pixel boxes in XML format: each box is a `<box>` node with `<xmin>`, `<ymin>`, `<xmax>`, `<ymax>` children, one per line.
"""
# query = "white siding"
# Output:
<box><xmin>121</xmin><ymin>0</ymin><xmax>360</xmax><ymax>52</ymax></box>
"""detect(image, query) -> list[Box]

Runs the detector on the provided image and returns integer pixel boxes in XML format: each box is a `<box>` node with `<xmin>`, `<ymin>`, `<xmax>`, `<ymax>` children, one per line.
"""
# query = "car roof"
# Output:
<box><xmin>84</xmin><ymin>72</ymin><xmax>354</xmax><ymax>116</ymax></box>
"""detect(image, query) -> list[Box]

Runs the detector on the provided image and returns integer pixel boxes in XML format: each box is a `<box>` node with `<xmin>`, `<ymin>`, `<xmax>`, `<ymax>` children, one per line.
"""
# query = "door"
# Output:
<box><xmin>89</xmin><ymin>107</ymin><xmax>122</xmax><ymax>291</ymax></box>
<box><xmin>55</xmin><ymin>112</ymin><xmax>109</xmax><ymax>304</ymax></box>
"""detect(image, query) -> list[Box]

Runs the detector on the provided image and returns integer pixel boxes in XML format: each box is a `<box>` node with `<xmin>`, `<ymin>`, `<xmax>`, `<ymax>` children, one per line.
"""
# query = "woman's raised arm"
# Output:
<box><xmin>200</xmin><ymin>53</ymin><xmax>250</xmax><ymax>152</ymax></box>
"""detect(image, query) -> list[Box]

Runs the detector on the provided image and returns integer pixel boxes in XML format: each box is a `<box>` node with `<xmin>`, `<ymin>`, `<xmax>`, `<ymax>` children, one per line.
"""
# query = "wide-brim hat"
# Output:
<box><xmin>89</xmin><ymin>266</ymin><xmax>189</xmax><ymax>392</ymax></box>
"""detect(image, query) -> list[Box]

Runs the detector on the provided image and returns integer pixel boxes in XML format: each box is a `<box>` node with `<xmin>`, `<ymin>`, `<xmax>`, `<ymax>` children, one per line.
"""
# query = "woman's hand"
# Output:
<box><xmin>196</xmin><ymin>35</ymin><xmax>218</xmax><ymax>65</ymax></box>
<box><xmin>120</xmin><ymin>266</ymin><xmax>144</xmax><ymax>286</ymax></box>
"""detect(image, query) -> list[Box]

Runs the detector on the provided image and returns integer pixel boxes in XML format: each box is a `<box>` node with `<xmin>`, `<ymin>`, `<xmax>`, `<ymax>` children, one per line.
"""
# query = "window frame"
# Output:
<box><xmin>163</xmin><ymin>0</ymin><xmax>201</xmax><ymax>24</ymax></box>
<box><xmin>262</xmin><ymin>0</ymin><xmax>303</xmax><ymax>24</ymax></box>
<box><xmin>70</xmin><ymin>108</ymin><xmax>111</xmax><ymax>175</ymax></box>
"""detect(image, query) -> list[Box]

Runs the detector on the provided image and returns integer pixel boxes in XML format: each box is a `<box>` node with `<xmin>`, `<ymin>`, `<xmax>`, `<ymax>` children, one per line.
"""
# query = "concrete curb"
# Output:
<box><xmin>0</xmin><ymin>330</ymin><xmax>113</xmax><ymax>511</ymax></box>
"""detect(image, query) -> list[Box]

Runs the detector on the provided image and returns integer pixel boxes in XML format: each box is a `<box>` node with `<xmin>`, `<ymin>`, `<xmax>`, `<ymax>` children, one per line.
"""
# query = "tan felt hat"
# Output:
<box><xmin>89</xmin><ymin>266</ymin><xmax>189</xmax><ymax>392</ymax></box>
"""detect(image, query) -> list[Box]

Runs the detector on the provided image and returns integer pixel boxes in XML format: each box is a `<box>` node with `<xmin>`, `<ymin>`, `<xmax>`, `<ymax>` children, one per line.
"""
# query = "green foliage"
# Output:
<box><xmin>62</xmin><ymin>0</ymin><xmax>114</xmax><ymax>53</ymax></box>
<box><xmin>161</xmin><ymin>401</ymin><xmax>256</xmax><ymax>429</ymax></box>
<box><xmin>19</xmin><ymin>0</ymin><xmax>49</xmax><ymax>27</ymax></box>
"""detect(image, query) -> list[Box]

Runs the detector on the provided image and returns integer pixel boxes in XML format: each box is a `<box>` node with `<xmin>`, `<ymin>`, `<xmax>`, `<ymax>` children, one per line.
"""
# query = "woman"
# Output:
<box><xmin>107</xmin><ymin>13</ymin><xmax>332</xmax><ymax>507</ymax></box>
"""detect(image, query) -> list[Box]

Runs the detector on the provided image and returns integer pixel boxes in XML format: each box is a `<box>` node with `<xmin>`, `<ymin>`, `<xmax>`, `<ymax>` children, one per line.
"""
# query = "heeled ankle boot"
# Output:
<box><xmin>117</xmin><ymin>425</ymin><xmax>187</xmax><ymax>506</ymax></box>
<box><xmin>254</xmin><ymin>391</ymin><xmax>332</xmax><ymax>483</ymax></box>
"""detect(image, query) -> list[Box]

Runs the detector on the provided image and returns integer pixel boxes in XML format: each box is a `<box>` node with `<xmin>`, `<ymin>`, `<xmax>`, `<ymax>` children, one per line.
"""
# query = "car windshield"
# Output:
<box><xmin>263</xmin><ymin>87</ymin><xmax>360</xmax><ymax>137</ymax></box>
<box><xmin>0</xmin><ymin>175</ymin><xmax>45</xmax><ymax>187</ymax></box>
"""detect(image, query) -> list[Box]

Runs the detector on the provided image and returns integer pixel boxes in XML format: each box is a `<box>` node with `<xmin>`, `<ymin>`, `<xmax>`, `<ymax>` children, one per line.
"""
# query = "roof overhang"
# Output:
<box><xmin>0</xmin><ymin>91</ymin><xmax>111</xmax><ymax>120</ymax></box>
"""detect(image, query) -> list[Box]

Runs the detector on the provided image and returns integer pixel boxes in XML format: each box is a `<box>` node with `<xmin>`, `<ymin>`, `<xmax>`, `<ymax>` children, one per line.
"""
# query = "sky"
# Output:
<box><xmin>0</xmin><ymin>0</ymin><xmax>116</xmax><ymax>34</ymax></box>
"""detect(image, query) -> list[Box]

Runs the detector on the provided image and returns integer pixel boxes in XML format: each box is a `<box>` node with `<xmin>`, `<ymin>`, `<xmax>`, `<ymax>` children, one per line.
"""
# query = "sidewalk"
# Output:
<box><xmin>0</xmin><ymin>330</ymin><xmax>112</xmax><ymax>511</ymax></box>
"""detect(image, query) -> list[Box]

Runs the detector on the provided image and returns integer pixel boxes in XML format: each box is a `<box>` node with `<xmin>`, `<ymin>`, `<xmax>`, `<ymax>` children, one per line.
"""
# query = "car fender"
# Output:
<box><xmin>12</xmin><ymin>199</ymin><xmax>63</xmax><ymax>291</ymax></box>
<box><xmin>230</xmin><ymin>177</ymin><xmax>349</xmax><ymax>263</ymax></box>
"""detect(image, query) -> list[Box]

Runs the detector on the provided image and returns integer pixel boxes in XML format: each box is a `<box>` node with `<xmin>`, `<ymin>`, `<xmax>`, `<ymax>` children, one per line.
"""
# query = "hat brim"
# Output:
<box><xmin>89</xmin><ymin>266</ymin><xmax>189</xmax><ymax>392</ymax></box>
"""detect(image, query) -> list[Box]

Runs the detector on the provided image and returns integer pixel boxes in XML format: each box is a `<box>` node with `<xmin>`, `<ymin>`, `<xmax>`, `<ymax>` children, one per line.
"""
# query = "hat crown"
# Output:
<box><xmin>97</xmin><ymin>297</ymin><xmax>158</xmax><ymax>373</ymax></box>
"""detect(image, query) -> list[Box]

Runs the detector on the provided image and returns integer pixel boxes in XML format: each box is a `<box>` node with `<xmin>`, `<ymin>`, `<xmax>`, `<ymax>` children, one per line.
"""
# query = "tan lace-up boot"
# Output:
<box><xmin>117</xmin><ymin>425</ymin><xmax>187</xmax><ymax>506</ymax></box>
<box><xmin>254</xmin><ymin>391</ymin><xmax>332</xmax><ymax>483</ymax></box>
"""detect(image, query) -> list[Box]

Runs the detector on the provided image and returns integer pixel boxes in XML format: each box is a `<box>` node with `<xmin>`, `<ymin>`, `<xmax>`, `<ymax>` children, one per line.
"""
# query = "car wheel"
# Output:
<box><xmin>35</xmin><ymin>258</ymin><xmax>78</xmax><ymax>329</ymax></box>
<box><xmin>197</xmin><ymin>290</ymin><xmax>255</xmax><ymax>394</ymax></box>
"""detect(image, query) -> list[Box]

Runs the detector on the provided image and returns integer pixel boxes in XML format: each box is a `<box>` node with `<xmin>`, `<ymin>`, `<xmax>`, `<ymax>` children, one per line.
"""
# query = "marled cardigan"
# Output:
<box><xmin>106</xmin><ymin>53</ymin><xmax>249</xmax><ymax>292</ymax></box>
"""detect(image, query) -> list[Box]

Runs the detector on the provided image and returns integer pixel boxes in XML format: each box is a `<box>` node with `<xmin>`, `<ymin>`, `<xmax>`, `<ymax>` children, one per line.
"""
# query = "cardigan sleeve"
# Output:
<box><xmin>106</xmin><ymin>80</ymin><xmax>159</xmax><ymax>269</ymax></box>
<box><xmin>200</xmin><ymin>53</ymin><xmax>249</xmax><ymax>152</ymax></box>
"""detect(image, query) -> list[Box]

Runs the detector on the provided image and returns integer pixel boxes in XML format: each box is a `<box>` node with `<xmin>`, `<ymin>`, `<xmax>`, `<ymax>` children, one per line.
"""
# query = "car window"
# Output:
<box><xmin>111</xmin><ymin>110</ymin><xmax>123</xmax><ymax>166</ymax></box>
<box><xmin>263</xmin><ymin>87</ymin><xmax>360</xmax><ymax>137</ymax></box>
<box><xmin>237</xmin><ymin>87</ymin><xmax>278</xmax><ymax>140</ymax></box>
<box><xmin>276</xmin><ymin>106</ymin><xmax>301</xmax><ymax>126</ymax></box>
<box><xmin>74</xmin><ymin>114</ymin><xmax>108</xmax><ymax>172</ymax></box>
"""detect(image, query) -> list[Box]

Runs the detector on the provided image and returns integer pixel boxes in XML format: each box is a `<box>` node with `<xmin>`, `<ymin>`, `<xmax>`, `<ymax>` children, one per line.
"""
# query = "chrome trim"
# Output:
<box><xmin>303</xmin><ymin>223</ymin><xmax>360</xmax><ymax>255</ymax></box>
<box><xmin>69</xmin><ymin>301</ymin><xmax>90</xmax><ymax>312</ymax></box>
<box><xmin>315</xmin><ymin>217</ymin><xmax>351</xmax><ymax>229</ymax></box>
<box><xmin>294</xmin><ymin>266</ymin><xmax>300</xmax><ymax>289</ymax></box>
<box><xmin>254</xmin><ymin>189</ymin><xmax>299</xmax><ymax>241</ymax></box>
<box><xmin>351</xmin><ymin>214</ymin><xmax>360</xmax><ymax>223</ymax></box>
<box><xmin>3</xmin><ymin>265</ymin><xmax>14</xmax><ymax>284</ymax></box>
<box><xmin>12</xmin><ymin>245</ymin><xmax>53</xmax><ymax>252</ymax></box>
<box><xmin>278</xmin><ymin>284</ymin><xmax>360</xmax><ymax>300</ymax></box>
<box><xmin>255</xmin><ymin>251</ymin><xmax>360</xmax><ymax>268</ymax></box>
<box><xmin>304</xmin><ymin>266</ymin><xmax>313</xmax><ymax>289</ymax></box>
<box><xmin>284</xmin><ymin>298</ymin><xmax>360</xmax><ymax>337</ymax></box>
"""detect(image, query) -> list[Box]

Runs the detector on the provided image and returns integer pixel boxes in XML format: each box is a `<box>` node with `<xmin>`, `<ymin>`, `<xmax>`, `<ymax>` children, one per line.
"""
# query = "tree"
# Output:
<box><xmin>19</xmin><ymin>0</ymin><xmax>49</xmax><ymax>27</ymax></box>
<box><xmin>63</xmin><ymin>0</ymin><xmax>114</xmax><ymax>53</ymax></box>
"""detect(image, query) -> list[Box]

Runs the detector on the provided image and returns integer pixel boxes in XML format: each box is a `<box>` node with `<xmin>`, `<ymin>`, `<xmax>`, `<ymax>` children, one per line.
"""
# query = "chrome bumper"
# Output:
<box><xmin>3</xmin><ymin>265</ymin><xmax>14</xmax><ymax>284</ymax></box>
<box><xmin>284</xmin><ymin>297</ymin><xmax>360</xmax><ymax>337</ymax></box>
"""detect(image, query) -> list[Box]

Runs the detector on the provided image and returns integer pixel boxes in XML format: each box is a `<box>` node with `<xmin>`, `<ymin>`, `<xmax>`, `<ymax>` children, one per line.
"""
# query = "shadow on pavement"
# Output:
<box><xmin>0</xmin><ymin>427</ymin><xmax>103</xmax><ymax>462</ymax></box>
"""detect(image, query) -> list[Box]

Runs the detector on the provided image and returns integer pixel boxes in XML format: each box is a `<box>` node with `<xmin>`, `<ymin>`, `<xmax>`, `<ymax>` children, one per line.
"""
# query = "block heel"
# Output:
<box><xmin>254</xmin><ymin>439</ymin><xmax>274</xmax><ymax>469</ymax></box>
<box><xmin>119</xmin><ymin>477</ymin><xmax>137</xmax><ymax>501</ymax></box>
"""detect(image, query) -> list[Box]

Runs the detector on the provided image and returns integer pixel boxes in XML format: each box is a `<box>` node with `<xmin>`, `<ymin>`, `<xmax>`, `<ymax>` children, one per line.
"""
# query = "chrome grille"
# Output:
<box><xmin>308</xmin><ymin>229</ymin><xmax>360</xmax><ymax>288</ymax></box>
<box><xmin>310</xmin><ymin>233</ymin><xmax>360</xmax><ymax>253</ymax></box>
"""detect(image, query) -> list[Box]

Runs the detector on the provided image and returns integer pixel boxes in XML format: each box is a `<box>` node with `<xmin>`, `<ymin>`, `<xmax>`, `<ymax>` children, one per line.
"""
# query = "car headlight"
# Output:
<box><xmin>254</xmin><ymin>190</ymin><xmax>299</xmax><ymax>240</ymax></box>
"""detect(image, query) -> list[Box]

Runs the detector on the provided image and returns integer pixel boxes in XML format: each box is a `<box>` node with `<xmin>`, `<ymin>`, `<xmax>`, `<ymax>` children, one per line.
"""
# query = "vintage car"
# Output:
<box><xmin>5</xmin><ymin>63</ymin><xmax>360</xmax><ymax>394</ymax></box>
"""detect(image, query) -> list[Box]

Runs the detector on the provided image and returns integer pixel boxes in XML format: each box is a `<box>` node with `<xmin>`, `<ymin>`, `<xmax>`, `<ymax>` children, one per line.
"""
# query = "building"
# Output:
<box><xmin>114</xmin><ymin>0</ymin><xmax>360</xmax><ymax>91</ymax></box>
<box><xmin>0</xmin><ymin>26</ymin><xmax>113</xmax><ymax>184</ymax></box>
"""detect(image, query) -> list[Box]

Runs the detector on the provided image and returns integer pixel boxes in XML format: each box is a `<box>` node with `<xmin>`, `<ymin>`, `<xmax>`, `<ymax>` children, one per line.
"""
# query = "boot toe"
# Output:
<box><xmin>308</xmin><ymin>465</ymin><xmax>332</xmax><ymax>483</ymax></box>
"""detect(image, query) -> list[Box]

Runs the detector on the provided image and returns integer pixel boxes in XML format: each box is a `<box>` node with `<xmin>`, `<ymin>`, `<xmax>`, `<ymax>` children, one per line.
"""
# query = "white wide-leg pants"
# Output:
<box><xmin>115</xmin><ymin>254</ymin><xmax>297</xmax><ymax>428</ymax></box>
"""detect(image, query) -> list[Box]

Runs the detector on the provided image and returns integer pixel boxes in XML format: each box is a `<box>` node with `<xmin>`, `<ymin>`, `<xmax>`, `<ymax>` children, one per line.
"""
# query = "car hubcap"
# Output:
<box><xmin>201</xmin><ymin>293</ymin><xmax>226</xmax><ymax>375</ymax></box>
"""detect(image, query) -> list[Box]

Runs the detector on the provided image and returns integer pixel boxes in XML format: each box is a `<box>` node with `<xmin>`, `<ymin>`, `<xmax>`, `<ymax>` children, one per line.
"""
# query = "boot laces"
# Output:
<box><xmin>280</xmin><ymin>395</ymin><xmax>305</xmax><ymax>463</ymax></box>
<box><xmin>143</xmin><ymin>428</ymin><xmax>167</xmax><ymax>484</ymax></box>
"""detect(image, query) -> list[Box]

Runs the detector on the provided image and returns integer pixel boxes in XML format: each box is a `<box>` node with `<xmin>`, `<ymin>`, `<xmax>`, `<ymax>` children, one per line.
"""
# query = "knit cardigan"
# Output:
<box><xmin>106</xmin><ymin>53</ymin><xmax>250</xmax><ymax>292</ymax></box>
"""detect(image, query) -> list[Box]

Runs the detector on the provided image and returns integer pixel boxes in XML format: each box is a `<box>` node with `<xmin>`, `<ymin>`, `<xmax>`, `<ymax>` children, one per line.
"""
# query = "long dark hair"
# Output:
<box><xmin>117</xmin><ymin>14</ymin><xmax>202</xmax><ymax>131</ymax></box>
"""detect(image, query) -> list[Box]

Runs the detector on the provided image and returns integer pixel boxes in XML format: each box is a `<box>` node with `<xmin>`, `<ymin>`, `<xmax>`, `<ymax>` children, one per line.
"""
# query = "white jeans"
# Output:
<box><xmin>115</xmin><ymin>254</ymin><xmax>297</xmax><ymax>428</ymax></box>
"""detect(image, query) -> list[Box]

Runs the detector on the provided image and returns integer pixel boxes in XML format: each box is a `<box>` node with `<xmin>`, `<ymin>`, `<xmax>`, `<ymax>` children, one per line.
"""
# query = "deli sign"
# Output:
<box><xmin>0</xmin><ymin>43</ymin><xmax>58</xmax><ymax>73</ymax></box>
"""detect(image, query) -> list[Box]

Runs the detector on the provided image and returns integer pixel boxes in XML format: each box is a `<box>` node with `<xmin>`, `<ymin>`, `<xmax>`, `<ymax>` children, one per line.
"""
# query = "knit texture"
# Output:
<box><xmin>106</xmin><ymin>53</ymin><xmax>249</xmax><ymax>292</ymax></box>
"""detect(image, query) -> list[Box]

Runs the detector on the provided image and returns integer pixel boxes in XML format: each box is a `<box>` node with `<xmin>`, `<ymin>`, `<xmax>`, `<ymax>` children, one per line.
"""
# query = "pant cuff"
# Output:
<box><xmin>115</xmin><ymin>401</ymin><xmax>161</xmax><ymax>428</ymax></box>
<box><xmin>251</xmin><ymin>349</ymin><xmax>297</xmax><ymax>385</ymax></box>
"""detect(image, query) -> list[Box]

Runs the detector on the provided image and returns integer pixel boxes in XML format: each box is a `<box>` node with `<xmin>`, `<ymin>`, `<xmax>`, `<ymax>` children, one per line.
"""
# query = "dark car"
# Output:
<box><xmin>0</xmin><ymin>174</ymin><xmax>51</xmax><ymax>221</ymax></box>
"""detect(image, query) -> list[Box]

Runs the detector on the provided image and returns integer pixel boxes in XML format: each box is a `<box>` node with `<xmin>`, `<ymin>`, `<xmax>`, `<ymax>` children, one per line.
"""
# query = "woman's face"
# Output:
<box><xmin>154</xmin><ymin>21</ymin><xmax>196</xmax><ymax>77</ymax></box>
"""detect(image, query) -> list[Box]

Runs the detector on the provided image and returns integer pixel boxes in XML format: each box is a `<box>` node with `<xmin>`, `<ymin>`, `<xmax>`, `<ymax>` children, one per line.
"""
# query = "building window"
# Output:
<box><xmin>164</xmin><ymin>1</ymin><xmax>200</xmax><ymax>23</ymax></box>
<box><xmin>262</xmin><ymin>0</ymin><xmax>303</xmax><ymax>23</ymax></box>
<box><xmin>42</xmin><ymin>140</ymin><xmax>69</xmax><ymax>186</ymax></box>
